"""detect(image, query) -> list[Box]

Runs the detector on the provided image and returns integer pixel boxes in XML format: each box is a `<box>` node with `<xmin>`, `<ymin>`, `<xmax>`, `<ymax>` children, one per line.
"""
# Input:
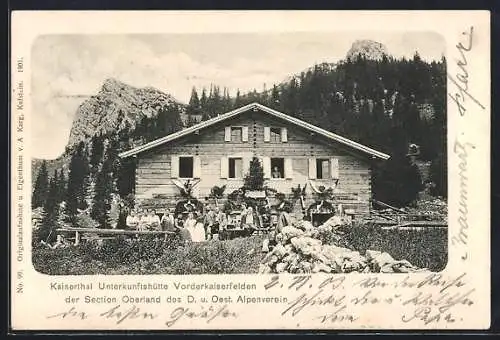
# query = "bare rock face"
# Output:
<box><xmin>67</xmin><ymin>78</ymin><xmax>184</xmax><ymax>149</ymax></box>
<box><xmin>346</xmin><ymin>40</ymin><xmax>389</xmax><ymax>61</ymax></box>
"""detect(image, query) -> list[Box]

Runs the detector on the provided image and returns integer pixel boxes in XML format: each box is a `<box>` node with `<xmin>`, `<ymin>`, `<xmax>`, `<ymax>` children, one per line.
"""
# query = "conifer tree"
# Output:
<box><xmin>222</xmin><ymin>87</ymin><xmax>231</xmax><ymax>112</ymax></box>
<box><xmin>234</xmin><ymin>89</ymin><xmax>242</xmax><ymax>108</ymax></box>
<box><xmin>66</xmin><ymin>142</ymin><xmax>89</xmax><ymax>220</ymax></box>
<box><xmin>260</xmin><ymin>83</ymin><xmax>269</xmax><ymax>105</ymax></box>
<box><xmin>283</xmin><ymin>78</ymin><xmax>299</xmax><ymax>116</ymax></box>
<box><xmin>372</xmin><ymin>152</ymin><xmax>423</xmax><ymax>207</ymax></box>
<box><xmin>270</xmin><ymin>85</ymin><xmax>280</xmax><ymax>109</ymax></box>
<box><xmin>200</xmin><ymin>87</ymin><xmax>208</xmax><ymax>117</ymax></box>
<box><xmin>212</xmin><ymin>85</ymin><xmax>221</xmax><ymax>115</ymax></box>
<box><xmin>89</xmin><ymin>135</ymin><xmax>104</xmax><ymax>174</ymax></box>
<box><xmin>32</xmin><ymin>160</ymin><xmax>49</xmax><ymax>208</ymax></box>
<box><xmin>57</xmin><ymin>168</ymin><xmax>66</xmax><ymax>199</ymax></box>
<box><xmin>37</xmin><ymin>171</ymin><xmax>60</xmax><ymax>242</ymax></box>
<box><xmin>91</xmin><ymin>141</ymin><xmax>117</xmax><ymax>228</ymax></box>
<box><xmin>187</xmin><ymin>87</ymin><xmax>201</xmax><ymax>116</ymax></box>
<box><xmin>244</xmin><ymin>157</ymin><xmax>265</xmax><ymax>191</ymax></box>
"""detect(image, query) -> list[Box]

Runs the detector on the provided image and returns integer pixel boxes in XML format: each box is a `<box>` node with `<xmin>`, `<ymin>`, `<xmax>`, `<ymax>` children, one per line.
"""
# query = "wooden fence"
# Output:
<box><xmin>56</xmin><ymin>227</ymin><xmax>175</xmax><ymax>245</ymax></box>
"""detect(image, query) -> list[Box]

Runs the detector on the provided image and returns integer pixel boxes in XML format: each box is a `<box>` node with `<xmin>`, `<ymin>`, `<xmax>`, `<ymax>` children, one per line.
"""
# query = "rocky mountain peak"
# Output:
<box><xmin>101</xmin><ymin>77</ymin><xmax>126</xmax><ymax>92</ymax></box>
<box><xmin>66</xmin><ymin>79</ymin><xmax>184</xmax><ymax>150</ymax></box>
<box><xmin>346</xmin><ymin>40</ymin><xmax>389</xmax><ymax>61</ymax></box>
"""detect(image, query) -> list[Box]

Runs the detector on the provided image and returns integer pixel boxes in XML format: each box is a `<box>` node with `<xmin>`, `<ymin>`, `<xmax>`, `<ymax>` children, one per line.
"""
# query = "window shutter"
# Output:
<box><xmin>308</xmin><ymin>158</ymin><xmax>316</xmax><ymax>179</ymax></box>
<box><xmin>242</xmin><ymin>126</ymin><xmax>249</xmax><ymax>142</ymax></box>
<box><xmin>281</xmin><ymin>127</ymin><xmax>288</xmax><ymax>142</ymax></box>
<box><xmin>224</xmin><ymin>126</ymin><xmax>231</xmax><ymax>142</ymax></box>
<box><xmin>263</xmin><ymin>157</ymin><xmax>271</xmax><ymax>178</ymax></box>
<box><xmin>264</xmin><ymin>127</ymin><xmax>271</xmax><ymax>142</ymax></box>
<box><xmin>220</xmin><ymin>157</ymin><xmax>228</xmax><ymax>178</ymax></box>
<box><xmin>193</xmin><ymin>156</ymin><xmax>201</xmax><ymax>178</ymax></box>
<box><xmin>284</xmin><ymin>158</ymin><xmax>293</xmax><ymax>179</ymax></box>
<box><xmin>330</xmin><ymin>158</ymin><xmax>339</xmax><ymax>179</ymax></box>
<box><xmin>171</xmin><ymin>156</ymin><xmax>179</xmax><ymax>178</ymax></box>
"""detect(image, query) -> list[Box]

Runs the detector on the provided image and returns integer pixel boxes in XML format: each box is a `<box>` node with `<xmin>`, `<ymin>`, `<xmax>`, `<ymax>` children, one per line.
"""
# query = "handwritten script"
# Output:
<box><xmin>448</xmin><ymin>26</ymin><xmax>485</xmax><ymax>117</ymax></box>
<box><xmin>46</xmin><ymin>303</ymin><xmax>238</xmax><ymax>327</ymax></box>
<box><xmin>263</xmin><ymin>272</ymin><xmax>474</xmax><ymax>326</ymax></box>
<box><xmin>44</xmin><ymin>272</ymin><xmax>475</xmax><ymax>328</ymax></box>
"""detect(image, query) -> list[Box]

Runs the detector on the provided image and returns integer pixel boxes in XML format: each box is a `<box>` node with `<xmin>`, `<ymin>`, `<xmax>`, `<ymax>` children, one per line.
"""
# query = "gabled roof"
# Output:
<box><xmin>119</xmin><ymin>102</ymin><xmax>390</xmax><ymax>160</ymax></box>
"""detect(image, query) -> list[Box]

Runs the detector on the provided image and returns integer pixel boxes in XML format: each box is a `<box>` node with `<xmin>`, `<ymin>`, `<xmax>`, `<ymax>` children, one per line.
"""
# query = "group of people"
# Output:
<box><xmin>124</xmin><ymin>203</ymin><xmax>260</xmax><ymax>244</ymax></box>
<box><xmin>124</xmin><ymin>205</ymin><xmax>228</xmax><ymax>243</ymax></box>
<box><xmin>125</xmin><ymin>209</ymin><xmax>162</xmax><ymax>232</ymax></box>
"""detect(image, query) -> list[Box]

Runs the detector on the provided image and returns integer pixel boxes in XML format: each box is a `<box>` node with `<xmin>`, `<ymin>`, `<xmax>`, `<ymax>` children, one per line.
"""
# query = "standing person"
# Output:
<box><xmin>239</xmin><ymin>202</ymin><xmax>247</xmax><ymax>228</ymax></box>
<box><xmin>161</xmin><ymin>208</ymin><xmax>176</xmax><ymax>231</ymax></box>
<box><xmin>213</xmin><ymin>206</ymin><xmax>226</xmax><ymax>240</ymax></box>
<box><xmin>242</xmin><ymin>206</ymin><xmax>256</xmax><ymax>235</ymax></box>
<box><xmin>184</xmin><ymin>212</ymin><xmax>197</xmax><ymax>240</ymax></box>
<box><xmin>192</xmin><ymin>216</ymin><xmax>206</xmax><ymax>242</ymax></box>
<box><xmin>204</xmin><ymin>206</ymin><xmax>216</xmax><ymax>240</ymax></box>
<box><xmin>125</xmin><ymin>210</ymin><xmax>139</xmax><ymax>230</ymax></box>
<box><xmin>175</xmin><ymin>214</ymin><xmax>191</xmax><ymax>244</ymax></box>
<box><xmin>161</xmin><ymin>208</ymin><xmax>176</xmax><ymax>240</ymax></box>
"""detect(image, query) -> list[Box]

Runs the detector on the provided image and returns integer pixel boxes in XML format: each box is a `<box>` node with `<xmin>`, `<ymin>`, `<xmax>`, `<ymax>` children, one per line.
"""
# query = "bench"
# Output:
<box><xmin>56</xmin><ymin>228</ymin><xmax>176</xmax><ymax>245</ymax></box>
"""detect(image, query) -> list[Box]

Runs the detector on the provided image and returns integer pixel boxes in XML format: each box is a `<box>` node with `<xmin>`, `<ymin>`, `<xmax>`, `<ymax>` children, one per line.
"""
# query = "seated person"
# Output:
<box><xmin>148</xmin><ymin>209</ymin><xmax>161</xmax><ymax>231</ymax></box>
<box><xmin>125</xmin><ymin>210</ymin><xmax>139</xmax><ymax>230</ymax></box>
<box><xmin>138</xmin><ymin>209</ymin><xmax>150</xmax><ymax>231</ymax></box>
<box><xmin>40</xmin><ymin>234</ymin><xmax>70</xmax><ymax>249</ymax></box>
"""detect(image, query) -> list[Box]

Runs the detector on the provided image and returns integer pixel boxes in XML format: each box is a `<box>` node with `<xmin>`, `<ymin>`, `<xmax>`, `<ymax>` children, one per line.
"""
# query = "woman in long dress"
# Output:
<box><xmin>184</xmin><ymin>212</ymin><xmax>197</xmax><ymax>241</ymax></box>
<box><xmin>191</xmin><ymin>216</ymin><xmax>206</xmax><ymax>242</ymax></box>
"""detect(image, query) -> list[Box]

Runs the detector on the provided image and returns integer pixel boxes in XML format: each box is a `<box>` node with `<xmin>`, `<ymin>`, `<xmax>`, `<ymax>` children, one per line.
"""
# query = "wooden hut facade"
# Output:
<box><xmin>119</xmin><ymin>103</ymin><xmax>390</xmax><ymax>217</ymax></box>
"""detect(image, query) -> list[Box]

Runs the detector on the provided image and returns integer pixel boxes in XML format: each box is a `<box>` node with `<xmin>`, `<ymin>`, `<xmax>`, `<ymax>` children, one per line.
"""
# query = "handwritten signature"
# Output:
<box><xmin>448</xmin><ymin>26</ymin><xmax>486</xmax><ymax>116</ymax></box>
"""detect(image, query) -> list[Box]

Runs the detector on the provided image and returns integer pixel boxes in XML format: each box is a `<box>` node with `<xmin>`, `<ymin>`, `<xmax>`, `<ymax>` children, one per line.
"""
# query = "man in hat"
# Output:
<box><xmin>204</xmin><ymin>205</ymin><xmax>216</xmax><ymax>240</ymax></box>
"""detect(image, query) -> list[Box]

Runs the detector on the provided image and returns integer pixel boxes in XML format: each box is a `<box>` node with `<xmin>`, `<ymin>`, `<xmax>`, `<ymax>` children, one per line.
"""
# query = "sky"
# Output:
<box><xmin>31</xmin><ymin>32</ymin><xmax>445</xmax><ymax>159</ymax></box>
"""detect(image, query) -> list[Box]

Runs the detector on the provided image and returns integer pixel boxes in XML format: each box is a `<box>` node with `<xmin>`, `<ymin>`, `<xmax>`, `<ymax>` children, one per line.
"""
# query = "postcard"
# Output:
<box><xmin>10</xmin><ymin>10</ymin><xmax>490</xmax><ymax>330</ymax></box>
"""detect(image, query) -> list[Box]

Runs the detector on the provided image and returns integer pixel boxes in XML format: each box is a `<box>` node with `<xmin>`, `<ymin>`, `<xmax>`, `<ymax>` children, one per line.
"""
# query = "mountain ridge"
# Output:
<box><xmin>67</xmin><ymin>78</ymin><xmax>185</xmax><ymax>150</ymax></box>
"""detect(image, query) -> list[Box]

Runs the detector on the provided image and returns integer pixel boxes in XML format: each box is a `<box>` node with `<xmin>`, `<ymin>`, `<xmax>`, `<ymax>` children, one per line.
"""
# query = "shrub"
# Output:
<box><xmin>32</xmin><ymin>234</ymin><xmax>265</xmax><ymax>275</ymax></box>
<box><xmin>75</xmin><ymin>211</ymin><xmax>99</xmax><ymax>229</ymax></box>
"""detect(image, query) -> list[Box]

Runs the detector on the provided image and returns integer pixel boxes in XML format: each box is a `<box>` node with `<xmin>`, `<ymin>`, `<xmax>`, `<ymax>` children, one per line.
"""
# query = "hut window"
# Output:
<box><xmin>231</xmin><ymin>127</ymin><xmax>243</xmax><ymax>142</ymax></box>
<box><xmin>228</xmin><ymin>157</ymin><xmax>243</xmax><ymax>179</ymax></box>
<box><xmin>316</xmin><ymin>158</ymin><xmax>330</xmax><ymax>179</ymax></box>
<box><xmin>270</xmin><ymin>128</ymin><xmax>281</xmax><ymax>143</ymax></box>
<box><xmin>271</xmin><ymin>158</ymin><xmax>285</xmax><ymax>178</ymax></box>
<box><xmin>179</xmin><ymin>156</ymin><xmax>194</xmax><ymax>178</ymax></box>
<box><xmin>266</xmin><ymin>127</ymin><xmax>288</xmax><ymax>142</ymax></box>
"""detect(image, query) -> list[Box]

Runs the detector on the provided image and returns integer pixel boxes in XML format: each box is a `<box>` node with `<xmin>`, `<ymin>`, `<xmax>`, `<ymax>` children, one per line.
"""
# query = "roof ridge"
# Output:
<box><xmin>119</xmin><ymin>102</ymin><xmax>390</xmax><ymax>160</ymax></box>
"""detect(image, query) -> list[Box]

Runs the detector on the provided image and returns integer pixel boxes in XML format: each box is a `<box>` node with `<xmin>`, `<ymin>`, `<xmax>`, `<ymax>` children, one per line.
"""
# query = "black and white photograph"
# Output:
<box><xmin>30</xmin><ymin>32</ymin><xmax>449</xmax><ymax>276</ymax></box>
<box><xmin>11</xmin><ymin>10</ymin><xmax>491</xmax><ymax>331</ymax></box>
